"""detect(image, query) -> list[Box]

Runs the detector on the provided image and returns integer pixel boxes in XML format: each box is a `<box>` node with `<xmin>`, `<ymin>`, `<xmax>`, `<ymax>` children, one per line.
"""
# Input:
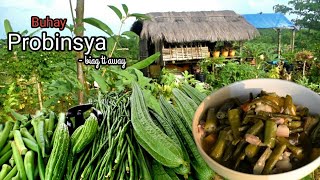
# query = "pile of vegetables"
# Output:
<box><xmin>0</xmin><ymin>109</ymin><xmax>66</xmax><ymax>180</ymax></box>
<box><xmin>131</xmin><ymin>82</ymin><xmax>215</xmax><ymax>179</ymax></box>
<box><xmin>0</xmin><ymin>82</ymin><xmax>217</xmax><ymax>179</ymax></box>
<box><xmin>200</xmin><ymin>91</ymin><xmax>320</xmax><ymax>175</ymax></box>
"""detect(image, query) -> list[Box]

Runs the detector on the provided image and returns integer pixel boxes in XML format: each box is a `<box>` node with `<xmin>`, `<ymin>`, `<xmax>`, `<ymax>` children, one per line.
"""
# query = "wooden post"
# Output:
<box><xmin>75</xmin><ymin>0</ymin><xmax>85</xmax><ymax>104</ymax></box>
<box><xmin>291</xmin><ymin>29</ymin><xmax>296</xmax><ymax>52</ymax></box>
<box><xmin>277</xmin><ymin>29</ymin><xmax>281</xmax><ymax>59</ymax></box>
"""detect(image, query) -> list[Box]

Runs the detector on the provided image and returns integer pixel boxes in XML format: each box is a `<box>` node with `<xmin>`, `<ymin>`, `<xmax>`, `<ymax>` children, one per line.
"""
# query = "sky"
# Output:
<box><xmin>0</xmin><ymin>0</ymin><xmax>291</xmax><ymax>39</ymax></box>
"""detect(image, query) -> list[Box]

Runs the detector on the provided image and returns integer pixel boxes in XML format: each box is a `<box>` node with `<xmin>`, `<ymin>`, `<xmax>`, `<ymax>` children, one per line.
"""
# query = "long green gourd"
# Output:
<box><xmin>172</xmin><ymin>88</ymin><xmax>198</xmax><ymax>131</ymax></box>
<box><xmin>160</xmin><ymin>96</ymin><xmax>215</xmax><ymax>180</ymax></box>
<box><xmin>131</xmin><ymin>82</ymin><xmax>188</xmax><ymax>169</ymax></box>
<box><xmin>180</xmin><ymin>83</ymin><xmax>206</xmax><ymax>105</ymax></box>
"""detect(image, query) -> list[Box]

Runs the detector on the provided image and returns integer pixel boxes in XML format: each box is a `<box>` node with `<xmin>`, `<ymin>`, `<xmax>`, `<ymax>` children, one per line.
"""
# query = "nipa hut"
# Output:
<box><xmin>131</xmin><ymin>10</ymin><xmax>260</xmax><ymax>77</ymax></box>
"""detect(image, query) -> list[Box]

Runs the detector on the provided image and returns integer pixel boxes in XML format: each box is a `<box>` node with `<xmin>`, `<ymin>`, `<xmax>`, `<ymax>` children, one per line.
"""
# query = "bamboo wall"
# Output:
<box><xmin>162</xmin><ymin>45</ymin><xmax>209</xmax><ymax>62</ymax></box>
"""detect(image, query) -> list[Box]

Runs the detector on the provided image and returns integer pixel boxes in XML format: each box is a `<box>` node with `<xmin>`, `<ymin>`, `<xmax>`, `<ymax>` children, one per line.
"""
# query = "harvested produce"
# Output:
<box><xmin>200</xmin><ymin>91</ymin><xmax>320</xmax><ymax>175</ymax></box>
<box><xmin>131</xmin><ymin>83</ymin><xmax>190</xmax><ymax>175</ymax></box>
<box><xmin>0</xmin><ymin>79</ymin><xmax>215</xmax><ymax>180</ymax></box>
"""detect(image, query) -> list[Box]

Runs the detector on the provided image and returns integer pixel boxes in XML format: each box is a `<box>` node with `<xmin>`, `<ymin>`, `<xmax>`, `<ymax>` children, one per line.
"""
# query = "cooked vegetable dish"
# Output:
<box><xmin>200</xmin><ymin>91</ymin><xmax>320</xmax><ymax>175</ymax></box>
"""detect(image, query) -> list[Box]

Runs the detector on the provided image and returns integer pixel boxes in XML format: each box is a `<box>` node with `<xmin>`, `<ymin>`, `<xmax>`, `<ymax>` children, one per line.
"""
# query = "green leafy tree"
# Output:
<box><xmin>274</xmin><ymin>0</ymin><xmax>320</xmax><ymax>30</ymax></box>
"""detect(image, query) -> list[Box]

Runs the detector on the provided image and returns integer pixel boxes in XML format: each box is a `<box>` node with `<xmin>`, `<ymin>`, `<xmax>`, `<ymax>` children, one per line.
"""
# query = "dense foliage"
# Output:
<box><xmin>274</xmin><ymin>0</ymin><xmax>320</xmax><ymax>31</ymax></box>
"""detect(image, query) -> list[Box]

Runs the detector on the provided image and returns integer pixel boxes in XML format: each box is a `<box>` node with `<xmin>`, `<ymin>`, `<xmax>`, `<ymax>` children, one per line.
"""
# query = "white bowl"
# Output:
<box><xmin>192</xmin><ymin>79</ymin><xmax>320</xmax><ymax>180</ymax></box>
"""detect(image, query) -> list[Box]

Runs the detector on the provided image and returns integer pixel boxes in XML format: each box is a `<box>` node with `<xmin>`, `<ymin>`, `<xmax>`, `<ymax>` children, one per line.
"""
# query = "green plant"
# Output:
<box><xmin>198</xmin><ymin>58</ymin><xmax>213</xmax><ymax>73</ymax></box>
<box><xmin>282</xmin><ymin>51</ymin><xmax>296</xmax><ymax>63</ymax></box>
<box><xmin>295</xmin><ymin>76</ymin><xmax>320</xmax><ymax>93</ymax></box>
<box><xmin>83</xmin><ymin>5</ymin><xmax>149</xmax><ymax>59</ymax></box>
<box><xmin>267</xmin><ymin>67</ymin><xmax>281</xmax><ymax>79</ymax></box>
<box><xmin>181</xmin><ymin>71</ymin><xmax>198</xmax><ymax>85</ymax></box>
<box><xmin>0</xmin><ymin>83</ymin><xmax>19</xmax><ymax>122</ymax></box>
<box><xmin>309</xmin><ymin>63</ymin><xmax>320</xmax><ymax>83</ymax></box>
<box><xmin>211</xmin><ymin>62</ymin><xmax>267</xmax><ymax>88</ymax></box>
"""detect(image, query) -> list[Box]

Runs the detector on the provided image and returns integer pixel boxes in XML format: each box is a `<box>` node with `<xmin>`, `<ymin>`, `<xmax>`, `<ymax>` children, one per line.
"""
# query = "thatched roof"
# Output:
<box><xmin>131</xmin><ymin>10</ymin><xmax>260</xmax><ymax>44</ymax></box>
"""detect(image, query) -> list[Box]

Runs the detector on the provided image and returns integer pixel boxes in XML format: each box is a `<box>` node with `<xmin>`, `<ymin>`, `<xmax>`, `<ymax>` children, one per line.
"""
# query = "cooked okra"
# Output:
<box><xmin>201</xmin><ymin>91</ymin><xmax>320</xmax><ymax>175</ymax></box>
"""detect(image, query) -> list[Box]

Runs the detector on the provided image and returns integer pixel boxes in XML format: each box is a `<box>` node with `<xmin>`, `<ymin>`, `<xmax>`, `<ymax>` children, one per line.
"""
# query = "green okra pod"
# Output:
<box><xmin>0</xmin><ymin>150</ymin><xmax>12</xmax><ymax>167</ymax></box>
<box><xmin>0</xmin><ymin>121</ymin><xmax>14</xmax><ymax>151</ymax></box>
<box><xmin>3</xmin><ymin>165</ymin><xmax>17</xmax><ymax>180</ymax></box>
<box><xmin>11</xmin><ymin>141</ymin><xmax>27</xmax><ymax>180</ymax></box>
<box><xmin>13</xmin><ymin>130</ymin><xmax>28</xmax><ymax>155</ymax></box>
<box><xmin>20</xmin><ymin>128</ymin><xmax>37</xmax><ymax>143</ymax></box>
<box><xmin>290</xmin><ymin>128</ymin><xmax>304</xmax><ymax>134</ymax></box>
<box><xmin>247</xmin><ymin>120</ymin><xmax>264</xmax><ymax>135</ymax></box>
<box><xmin>24</xmin><ymin>151</ymin><xmax>35</xmax><ymax>180</ymax></box>
<box><xmin>0</xmin><ymin>143</ymin><xmax>11</xmax><ymax>157</ymax></box>
<box><xmin>288</xmin><ymin>121</ymin><xmax>302</xmax><ymax>129</ymax></box>
<box><xmin>253</xmin><ymin>147</ymin><xmax>272</xmax><ymax>175</ymax></box>
<box><xmin>216</xmin><ymin>98</ymin><xmax>237</xmax><ymax>119</ymax></box>
<box><xmin>31</xmin><ymin>118</ymin><xmax>46</xmax><ymax>157</ymax></box>
<box><xmin>47</xmin><ymin>111</ymin><xmax>56</xmax><ymax>138</ymax></box>
<box><xmin>261</xmin><ymin>95</ymin><xmax>284</xmax><ymax>107</ymax></box>
<box><xmin>276</xmin><ymin>137</ymin><xmax>303</xmax><ymax>157</ymax></box>
<box><xmin>37</xmin><ymin>147</ymin><xmax>45</xmax><ymax>180</ymax></box>
<box><xmin>204</xmin><ymin>108</ymin><xmax>218</xmax><ymax>133</ymax></box>
<box><xmin>228</xmin><ymin>108</ymin><xmax>241</xmax><ymax>140</ymax></box>
<box><xmin>22</xmin><ymin>138</ymin><xmax>39</xmax><ymax>152</ymax></box>
<box><xmin>210</xmin><ymin>130</ymin><xmax>228</xmax><ymax>162</ymax></box>
<box><xmin>283</xmin><ymin>95</ymin><xmax>296</xmax><ymax>115</ymax></box>
<box><xmin>244</xmin><ymin>114</ymin><xmax>269</xmax><ymax>123</ymax></box>
<box><xmin>304</xmin><ymin>115</ymin><xmax>319</xmax><ymax>135</ymax></box>
<box><xmin>262</xmin><ymin>144</ymin><xmax>287</xmax><ymax>174</ymax></box>
<box><xmin>264</xmin><ymin>120</ymin><xmax>277</xmax><ymax>148</ymax></box>
<box><xmin>245</xmin><ymin>144</ymin><xmax>260</xmax><ymax>159</ymax></box>
<box><xmin>0</xmin><ymin>164</ymin><xmax>12</xmax><ymax>180</ymax></box>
